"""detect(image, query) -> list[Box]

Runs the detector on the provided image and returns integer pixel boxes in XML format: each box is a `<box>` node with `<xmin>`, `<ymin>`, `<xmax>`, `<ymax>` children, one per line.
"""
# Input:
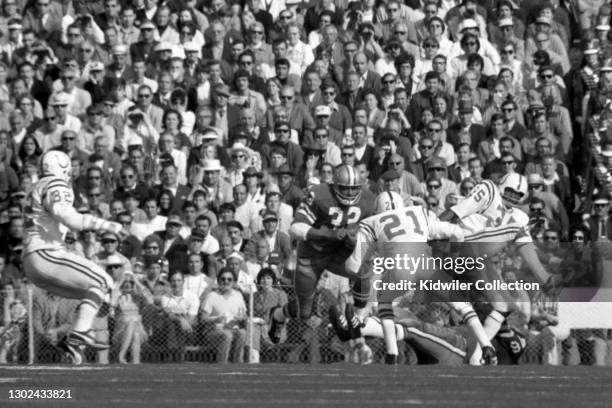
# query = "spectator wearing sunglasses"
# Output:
<box><xmin>420</xmin><ymin>156</ymin><xmax>458</xmax><ymax>205</ymax></box>
<box><xmin>94</xmin><ymin>231</ymin><xmax>131</xmax><ymax>270</ymax></box>
<box><xmin>587</xmin><ymin>193</ymin><xmax>612</xmax><ymax>242</ymax></box>
<box><xmin>199</xmin><ymin>267</ymin><xmax>247</xmax><ymax>363</ymax></box>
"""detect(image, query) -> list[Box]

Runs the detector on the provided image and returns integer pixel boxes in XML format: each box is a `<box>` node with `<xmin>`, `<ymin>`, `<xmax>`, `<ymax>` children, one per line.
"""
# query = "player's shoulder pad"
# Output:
<box><xmin>357</xmin><ymin>217</ymin><xmax>377</xmax><ymax>241</ymax></box>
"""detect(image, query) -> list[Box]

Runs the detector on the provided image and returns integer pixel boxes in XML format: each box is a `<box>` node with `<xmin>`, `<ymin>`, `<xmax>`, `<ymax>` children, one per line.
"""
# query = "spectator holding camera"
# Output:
<box><xmin>199</xmin><ymin>267</ymin><xmax>247</xmax><ymax>363</ymax></box>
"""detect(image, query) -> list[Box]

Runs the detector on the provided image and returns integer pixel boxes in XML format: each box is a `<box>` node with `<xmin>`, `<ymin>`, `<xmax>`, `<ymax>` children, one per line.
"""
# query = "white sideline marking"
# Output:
<box><xmin>1</xmin><ymin>366</ymin><xmax>114</xmax><ymax>371</ymax></box>
<box><xmin>0</xmin><ymin>378</ymin><xmax>28</xmax><ymax>383</ymax></box>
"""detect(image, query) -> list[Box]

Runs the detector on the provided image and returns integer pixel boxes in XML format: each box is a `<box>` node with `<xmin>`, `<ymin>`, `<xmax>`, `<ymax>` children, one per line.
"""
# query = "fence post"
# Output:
<box><xmin>27</xmin><ymin>286</ymin><xmax>34</xmax><ymax>365</ymax></box>
<box><xmin>248</xmin><ymin>284</ymin><xmax>254</xmax><ymax>363</ymax></box>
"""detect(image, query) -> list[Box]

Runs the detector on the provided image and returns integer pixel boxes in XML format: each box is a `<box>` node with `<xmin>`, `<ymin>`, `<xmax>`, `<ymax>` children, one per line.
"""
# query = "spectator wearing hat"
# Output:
<box><xmin>250</xmin><ymin>187</ymin><xmax>294</xmax><ymax>236</ymax></box>
<box><xmin>447</xmin><ymin>100</ymin><xmax>486</xmax><ymax>151</ymax></box>
<box><xmin>319</xmin><ymin>81</ymin><xmax>352</xmax><ymax>134</ymax></box>
<box><xmin>211</xmin><ymin>83</ymin><xmax>241</xmax><ymax>143</ymax></box>
<box><xmin>447</xmin><ymin>16</ymin><xmax>501</xmax><ymax>69</ymax></box>
<box><xmin>488</xmin><ymin>3</ymin><xmax>525</xmax><ymax>51</ymax></box>
<box><xmin>524</xmin><ymin>173</ymin><xmax>570</xmax><ymax>237</ymax></box>
<box><xmin>310</xmin><ymin>104</ymin><xmax>343</xmax><ymax>147</ymax></box>
<box><xmin>261</xmin><ymin>120</ymin><xmax>304</xmax><ymax>172</ymax></box>
<box><xmin>155</xmin><ymin>213</ymin><xmax>189</xmax><ymax>266</ymax></box>
<box><xmin>130</xmin><ymin>19</ymin><xmax>159</xmax><ymax>62</ymax></box>
<box><xmin>587</xmin><ymin>192</ymin><xmax>612</xmax><ymax>241</ymax></box>
<box><xmin>151</xmin><ymin>162</ymin><xmax>191</xmax><ymax>212</ymax></box>
<box><xmin>158</xmin><ymin>132</ymin><xmax>188</xmax><ymax>185</ymax></box>
<box><xmin>48</xmin><ymin>92</ymin><xmax>82</xmax><ymax>134</ymax></box>
<box><xmin>252</xmin><ymin>210</ymin><xmax>292</xmax><ymax>265</ymax></box>
<box><xmin>225</xmin><ymin>142</ymin><xmax>254</xmax><ymax>187</ymax></box>
<box><xmin>449</xmin><ymin>33</ymin><xmax>496</xmax><ymax>81</ymax></box>
<box><xmin>274</xmin><ymin>164</ymin><xmax>305</xmax><ymax>210</ymax></box>
<box><xmin>93</xmin><ymin>231</ymin><xmax>131</xmax><ymax>270</ymax></box>
<box><xmin>52</xmin><ymin>129</ymin><xmax>89</xmax><ymax>169</ymax></box>
<box><xmin>201</xmin><ymin>159</ymin><xmax>234</xmax><ymax>210</ymax></box>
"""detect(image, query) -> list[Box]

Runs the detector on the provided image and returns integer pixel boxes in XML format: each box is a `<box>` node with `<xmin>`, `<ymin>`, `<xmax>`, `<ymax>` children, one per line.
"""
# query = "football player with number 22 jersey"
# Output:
<box><xmin>268</xmin><ymin>165</ymin><xmax>375</xmax><ymax>344</ymax></box>
<box><xmin>22</xmin><ymin>151</ymin><xmax>127</xmax><ymax>365</ymax></box>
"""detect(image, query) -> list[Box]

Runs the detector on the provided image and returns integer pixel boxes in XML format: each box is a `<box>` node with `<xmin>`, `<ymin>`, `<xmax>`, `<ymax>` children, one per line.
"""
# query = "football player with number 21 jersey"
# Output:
<box><xmin>22</xmin><ymin>151</ymin><xmax>128</xmax><ymax>365</ymax></box>
<box><xmin>268</xmin><ymin>165</ymin><xmax>375</xmax><ymax>343</ymax></box>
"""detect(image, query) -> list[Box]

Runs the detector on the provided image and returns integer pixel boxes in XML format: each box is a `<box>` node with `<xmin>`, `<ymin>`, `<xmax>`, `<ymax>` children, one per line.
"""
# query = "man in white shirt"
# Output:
<box><xmin>130</xmin><ymin>197</ymin><xmax>168</xmax><ymax>241</ymax></box>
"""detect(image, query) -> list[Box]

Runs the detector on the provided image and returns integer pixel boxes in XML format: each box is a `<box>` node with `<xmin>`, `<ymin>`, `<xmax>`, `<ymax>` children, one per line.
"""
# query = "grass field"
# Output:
<box><xmin>1</xmin><ymin>364</ymin><xmax>611</xmax><ymax>407</ymax></box>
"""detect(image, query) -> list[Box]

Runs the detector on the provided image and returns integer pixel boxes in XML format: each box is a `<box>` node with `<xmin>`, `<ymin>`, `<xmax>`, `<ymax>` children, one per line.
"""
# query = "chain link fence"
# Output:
<box><xmin>1</xmin><ymin>282</ymin><xmax>612</xmax><ymax>365</ymax></box>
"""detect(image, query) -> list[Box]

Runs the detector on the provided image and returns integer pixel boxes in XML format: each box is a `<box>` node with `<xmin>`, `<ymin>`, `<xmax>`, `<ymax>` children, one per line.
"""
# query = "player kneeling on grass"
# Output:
<box><xmin>22</xmin><ymin>151</ymin><xmax>128</xmax><ymax>365</ymax></box>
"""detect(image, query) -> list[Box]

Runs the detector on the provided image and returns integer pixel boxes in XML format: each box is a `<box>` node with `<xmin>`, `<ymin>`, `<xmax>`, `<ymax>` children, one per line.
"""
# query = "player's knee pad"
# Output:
<box><xmin>448</xmin><ymin>302</ymin><xmax>477</xmax><ymax>323</ymax></box>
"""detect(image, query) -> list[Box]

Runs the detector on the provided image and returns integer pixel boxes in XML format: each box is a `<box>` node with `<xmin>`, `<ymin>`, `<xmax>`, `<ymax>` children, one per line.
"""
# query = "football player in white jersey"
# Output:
<box><xmin>22</xmin><ymin>151</ymin><xmax>126</xmax><ymax>365</ymax></box>
<box><xmin>331</xmin><ymin>191</ymin><xmax>498</xmax><ymax>364</ymax></box>
<box><xmin>440</xmin><ymin>173</ymin><xmax>559</xmax><ymax>363</ymax></box>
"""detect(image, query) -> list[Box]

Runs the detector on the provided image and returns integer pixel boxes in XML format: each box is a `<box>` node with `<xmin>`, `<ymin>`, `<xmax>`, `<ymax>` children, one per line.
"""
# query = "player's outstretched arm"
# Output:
<box><xmin>438</xmin><ymin>209</ymin><xmax>459</xmax><ymax>223</ymax></box>
<box><xmin>49</xmin><ymin>202</ymin><xmax>123</xmax><ymax>235</ymax></box>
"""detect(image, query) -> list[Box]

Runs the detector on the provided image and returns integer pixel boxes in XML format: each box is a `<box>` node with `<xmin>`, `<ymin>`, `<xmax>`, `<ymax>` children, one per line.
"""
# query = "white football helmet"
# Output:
<box><xmin>374</xmin><ymin>191</ymin><xmax>404</xmax><ymax>214</ymax></box>
<box><xmin>498</xmin><ymin>173</ymin><xmax>528</xmax><ymax>206</ymax></box>
<box><xmin>40</xmin><ymin>150</ymin><xmax>72</xmax><ymax>181</ymax></box>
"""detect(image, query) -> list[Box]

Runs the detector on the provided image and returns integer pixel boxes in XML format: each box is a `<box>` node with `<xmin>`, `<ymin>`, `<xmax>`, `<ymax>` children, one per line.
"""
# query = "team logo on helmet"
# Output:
<box><xmin>498</xmin><ymin>173</ymin><xmax>528</xmax><ymax>206</ymax></box>
<box><xmin>332</xmin><ymin>165</ymin><xmax>363</xmax><ymax>206</ymax></box>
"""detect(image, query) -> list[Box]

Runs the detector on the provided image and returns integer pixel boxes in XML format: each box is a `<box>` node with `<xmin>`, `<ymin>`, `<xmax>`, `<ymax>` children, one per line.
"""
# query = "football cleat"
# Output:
<box><xmin>481</xmin><ymin>345</ymin><xmax>498</xmax><ymax>365</ymax></box>
<box><xmin>59</xmin><ymin>336</ymin><xmax>85</xmax><ymax>365</ymax></box>
<box><xmin>66</xmin><ymin>330</ymin><xmax>109</xmax><ymax>351</ymax></box>
<box><xmin>345</xmin><ymin>304</ymin><xmax>362</xmax><ymax>339</ymax></box>
<box><xmin>329</xmin><ymin>305</ymin><xmax>352</xmax><ymax>342</ymax></box>
<box><xmin>332</xmin><ymin>164</ymin><xmax>363</xmax><ymax>206</ymax></box>
<box><xmin>268</xmin><ymin>307</ymin><xmax>285</xmax><ymax>344</ymax></box>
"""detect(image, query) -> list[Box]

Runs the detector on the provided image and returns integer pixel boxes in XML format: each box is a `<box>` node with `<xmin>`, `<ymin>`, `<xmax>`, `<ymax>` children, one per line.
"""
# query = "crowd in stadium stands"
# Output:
<box><xmin>1</xmin><ymin>0</ymin><xmax>612</xmax><ymax>365</ymax></box>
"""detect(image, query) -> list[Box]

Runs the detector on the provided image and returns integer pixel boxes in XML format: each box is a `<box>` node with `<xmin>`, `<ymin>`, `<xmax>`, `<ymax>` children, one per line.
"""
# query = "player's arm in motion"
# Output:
<box><xmin>45</xmin><ymin>181</ymin><xmax>123</xmax><ymax>235</ymax></box>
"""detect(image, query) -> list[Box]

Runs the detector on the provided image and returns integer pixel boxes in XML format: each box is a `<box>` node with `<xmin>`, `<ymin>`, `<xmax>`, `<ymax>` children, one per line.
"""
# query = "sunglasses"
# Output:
<box><xmin>341</xmin><ymin>152</ymin><xmax>354</xmax><ymax>157</ymax></box>
<box><xmin>138</xmin><ymin>94</ymin><xmax>151</xmax><ymax>98</ymax></box>
<box><xmin>323</xmin><ymin>91</ymin><xmax>335</xmax><ymax>95</ymax></box>
<box><xmin>501</xmin><ymin>49</ymin><xmax>514</xmax><ymax>54</ymax></box>
<box><xmin>389</xmin><ymin>161</ymin><xmax>402</xmax><ymax>165</ymax></box>
<box><xmin>543</xmin><ymin>236</ymin><xmax>558</xmax><ymax>241</ymax></box>
<box><xmin>240</xmin><ymin>60</ymin><xmax>253</xmax><ymax>65</ymax></box>
<box><xmin>420</xmin><ymin>144</ymin><xmax>433</xmax><ymax>150</ymax></box>
<box><xmin>595</xmin><ymin>203</ymin><xmax>608</xmax><ymax>208</ymax></box>
<box><xmin>107</xmin><ymin>265</ymin><xmax>122</xmax><ymax>269</ymax></box>
<box><xmin>280</xmin><ymin>95</ymin><xmax>293</xmax><ymax>100</ymax></box>
<box><xmin>395</xmin><ymin>31</ymin><xmax>407</xmax><ymax>35</ymax></box>
<box><xmin>428</xmin><ymin>128</ymin><xmax>442</xmax><ymax>132</ymax></box>
<box><xmin>427</xmin><ymin>184</ymin><xmax>441</xmax><ymax>189</ymax></box>
<box><xmin>102</xmin><ymin>239</ymin><xmax>117</xmax><ymax>244</ymax></box>
<box><xmin>119</xmin><ymin>220</ymin><xmax>131</xmax><ymax>226</ymax></box>
<box><xmin>502</xmin><ymin>108</ymin><xmax>515</xmax><ymax>112</ymax></box>
<box><xmin>530</xmin><ymin>207</ymin><xmax>543</xmax><ymax>212</ymax></box>
<box><xmin>314</xmin><ymin>134</ymin><xmax>328</xmax><ymax>139</ymax></box>
<box><xmin>252</xmin><ymin>31</ymin><xmax>264</xmax><ymax>34</ymax></box>
<box><xmin>501</xmin><ymin>160</ymin><xmax>515</xmax><ymax>165</ymax></box>
<box><xmin>62</xmin><ymin>137</ymin><xmax>75</xmax><ymax>141</ymax></box>
<box><xmin>220</xmin><ymin>277</ymin><xmax>234</xmax><ymax>282</ymax></box>
<box><xmin>540</xmin><ymin>74</ymin><xmax>553</xmax><ymax>79</ymax></box>
<box><xmin>424</xmin><ymin>44</ymin><xmax>438</xmax><ymax>48</ymax></box>
<box><xmin>383</xmin><ymin>80</ymin><xmax>395</xmax><ymax>84</ymax></box>
<box><xmin>428</xmin><ymin>167</ymin><xmax>444</xmax><ymax>172</ymax></box>
<box><xmin>233</xmin><ymin>154</ymin><xmax>246</xmax><ymax>159</ymax></box>
<box><xmin>463</xmin><ymin>42</ymin><xmax>477</xmax><ymax>46</ymax></box>
<box><xmin>276</xmin><ymin>128</ymin><xmax>290</xmax><ymax>133</ymax></box>
<box><xmin>121</xmin><ymin>174</ymin><xmax>135</xmax><ymax>179</ymax></box>
<box><xmin>279</xmin><ymin>15</ymin><xmax>292</xmax><ymax>20</ymax></box>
